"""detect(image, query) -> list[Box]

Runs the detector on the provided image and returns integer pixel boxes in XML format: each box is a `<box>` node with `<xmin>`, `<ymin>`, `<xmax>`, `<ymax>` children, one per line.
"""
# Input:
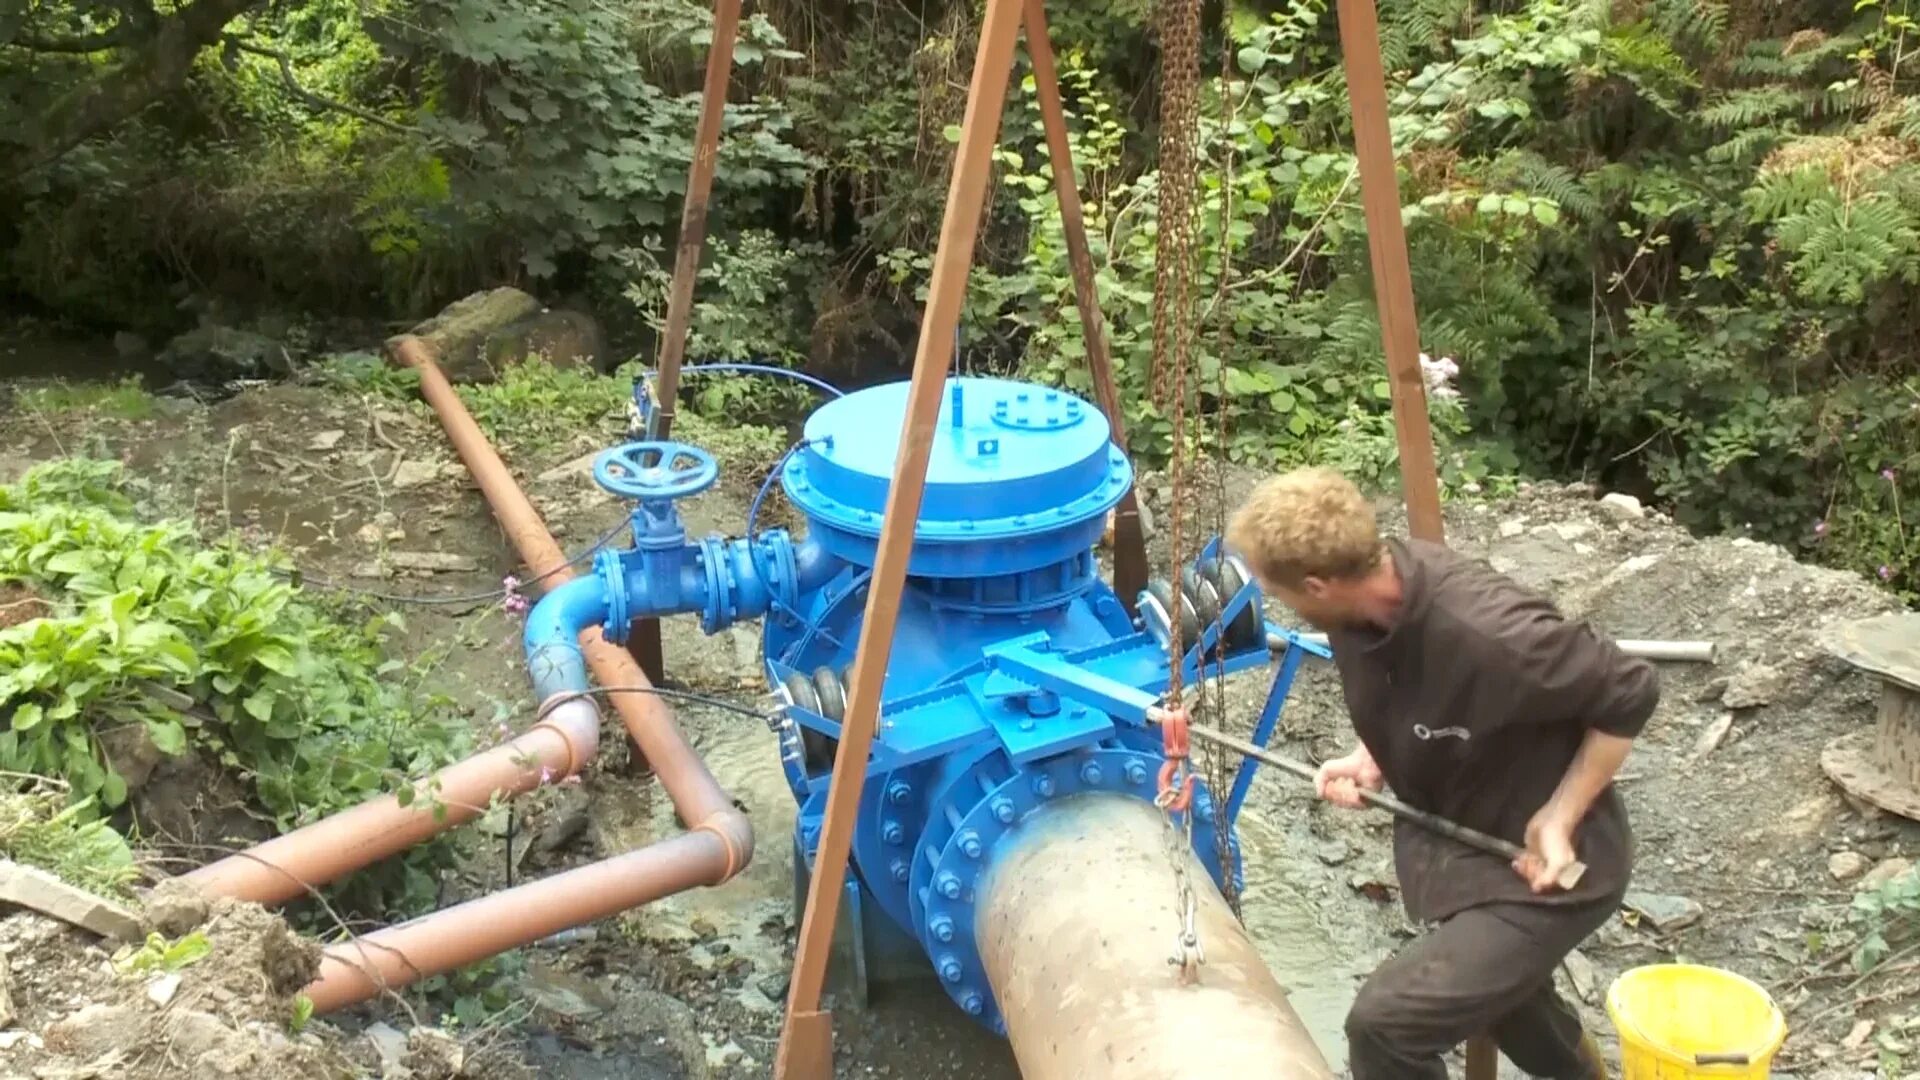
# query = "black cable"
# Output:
<box><xmin>274</xmin><ymin>517</ymin><xmax>631</xmax><ymax>606</ymax></box>
<box><xmin>534</xmin><ymin>684</ymin><xmax>779</xmax><ymax>724</ymax></box>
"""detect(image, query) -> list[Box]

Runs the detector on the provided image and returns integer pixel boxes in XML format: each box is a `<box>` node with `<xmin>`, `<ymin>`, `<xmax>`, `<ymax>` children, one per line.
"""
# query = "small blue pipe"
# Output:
<box><xmin>524</xmin><ymin>575</ymin><xmax>611</xmax><ymax>701</ymax></box>
<box><xmin>678</xmin><ymin>363</ymin><xmax>845</xmax><ymax>399</ymax></box>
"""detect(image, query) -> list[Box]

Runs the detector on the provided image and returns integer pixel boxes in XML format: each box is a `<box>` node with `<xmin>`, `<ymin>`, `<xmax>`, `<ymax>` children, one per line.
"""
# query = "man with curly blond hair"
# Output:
<box><xmin>1212</xmin><ymin>467</ymin><xmax>1655</xmax><ymax>1080</ymax></box>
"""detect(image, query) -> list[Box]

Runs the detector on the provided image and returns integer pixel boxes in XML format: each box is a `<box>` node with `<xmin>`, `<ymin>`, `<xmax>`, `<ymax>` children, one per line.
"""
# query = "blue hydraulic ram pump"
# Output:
<box><xmin>523</xmin><ymin>370</ymin><xmax>1325</xmax><ymax>1033</ymax></box>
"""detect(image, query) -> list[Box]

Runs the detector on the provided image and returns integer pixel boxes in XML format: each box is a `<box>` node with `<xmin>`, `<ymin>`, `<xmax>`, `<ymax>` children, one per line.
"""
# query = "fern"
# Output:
<box><xmin>1773</xmin><ymin>194</ymin><xmax>1920</xmax><ymax>304</ymax></box>
<box><xmin>1650</xmin><ymin>0</ymin><xmax>1727</xmax><ymax>56</ymax></box>
<box><xmin>1377</xmin><ymin>0</ymin><xmax>1470</xmax><ymax>73</ymax></box>
<box><xmin>1707</xmin><ymin>127</ymin><xmax>1786</xmax><ymax>165</ymax></box>
<box><xmin>1701</xmin><ymin>86</ymin><xmax>1805</xmax><ymax>129</ymax></box>
<box><xmin>1745</xmin><ymin>165</ymin><xmax>1839</xmax><ymax>221</ymax></box>
<box><xmin>1488</xmin><ymin>150</ymin><xmax>1601</xmax><ymax>220</ymax></box>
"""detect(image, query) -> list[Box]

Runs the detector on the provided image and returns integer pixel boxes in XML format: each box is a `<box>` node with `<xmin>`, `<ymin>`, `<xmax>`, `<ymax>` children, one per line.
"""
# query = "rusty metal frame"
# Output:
<box><xmin>766</xmin><ymin>0</ymin><xmax>1448</xmax><ymax>1073</ymax></box>
<box><xmin>629</xmin><ymin>0</ymin><xmax>746</xmax><ymax>687</ymax></box>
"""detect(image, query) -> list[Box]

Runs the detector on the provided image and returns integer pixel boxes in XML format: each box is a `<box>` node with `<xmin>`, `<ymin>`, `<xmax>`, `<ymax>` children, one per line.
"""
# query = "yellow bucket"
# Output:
<box><xmin>1605</xmin><ymin>964</ymin><xmax>1787</xmax><ymax>1080</ymax></box>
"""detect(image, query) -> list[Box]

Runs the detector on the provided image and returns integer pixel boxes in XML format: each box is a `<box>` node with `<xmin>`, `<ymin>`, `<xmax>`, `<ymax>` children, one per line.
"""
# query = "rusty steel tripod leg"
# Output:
<box><xmin>977</xmin><ymin>794</ymin><xmax>1334</xmax><ymax>1079</ymax></box>
<box><xmin>1022</xmin><ymin>0</ymin><xmax>1148</xmax><ymax>612</ymax></box>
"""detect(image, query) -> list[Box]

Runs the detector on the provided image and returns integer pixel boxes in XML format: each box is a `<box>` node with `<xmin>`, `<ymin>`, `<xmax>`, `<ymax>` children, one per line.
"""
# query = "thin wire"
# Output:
<box><xmin>534</xmin><ymin>684</ymin><xmax>777</xmax><ymax>723</ymax></box>
<box><xmin>277</xmin><ymin>517</ymin><xmax>631</xmax><ymax>606</ymax></box>
<box><xmin>676</xmin><ymin>362</ymin><xmax>846</xmax><ymax>399</ymax></box>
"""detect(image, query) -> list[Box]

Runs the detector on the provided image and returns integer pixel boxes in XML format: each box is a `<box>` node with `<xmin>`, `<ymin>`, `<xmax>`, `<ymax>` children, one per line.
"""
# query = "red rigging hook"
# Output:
<box><xmin>1153</xmin><ymin>704</ymin><xmax>1195</xmax><ymax>812</ymax></box>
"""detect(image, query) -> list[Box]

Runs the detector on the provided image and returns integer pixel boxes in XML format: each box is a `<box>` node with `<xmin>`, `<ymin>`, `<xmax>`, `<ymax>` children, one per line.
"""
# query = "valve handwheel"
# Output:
<box><xmin>593</xmin><ymin>441</ymin><xmax>719</xmax><ymax>501</ymax></box>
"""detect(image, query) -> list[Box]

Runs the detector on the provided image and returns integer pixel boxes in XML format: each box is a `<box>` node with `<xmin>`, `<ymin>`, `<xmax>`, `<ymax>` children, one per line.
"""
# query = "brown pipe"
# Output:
<box><xmin>306</xmin><ymin>829</ymin><xmax>726</xmax><ymax>1012</ymax></box>
<box><xmin>183</xmin><ymin>697</ymin><xmax>602</xmax><ymax>904</ymax></box>
<box><xmin>391</xmin><ymin>335</ymin><xmax>751</xmax><ymax>872</ymax></box>
<box><xmin>977</xmin><ymin>794</ymin><xmax>1334</xmax><ymax>1079</ymax></box>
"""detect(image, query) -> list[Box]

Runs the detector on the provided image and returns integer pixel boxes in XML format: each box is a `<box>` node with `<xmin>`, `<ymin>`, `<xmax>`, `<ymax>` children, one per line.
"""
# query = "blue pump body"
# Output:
<box><xmin>524</xmin><ymin>374</ymin><xmax>1322</xmax><ymax>1034</ymax></box>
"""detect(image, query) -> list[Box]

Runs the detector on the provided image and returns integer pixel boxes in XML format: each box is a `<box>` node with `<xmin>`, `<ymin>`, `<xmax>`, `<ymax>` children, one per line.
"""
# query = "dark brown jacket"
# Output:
<box><xmin>1325</xmin><ymin>538</ymin><xmax>1658</xmax><ymax>922</ymax></box>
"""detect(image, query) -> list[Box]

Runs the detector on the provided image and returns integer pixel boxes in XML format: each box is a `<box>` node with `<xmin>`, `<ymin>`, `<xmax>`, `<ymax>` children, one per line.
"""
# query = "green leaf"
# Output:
<box><xmin>942</xmin><ymin>124</ymin><xmax>962</xmax><ymax>143</ymax></box>
<box><xmin>1531</xmin><ymin>202</ymin><xmax>1562</xmax><ymax>226</ymax></box>
<box><xmin>243</xmin><ymin>689</ymin><xmax>277</xmax><ymax>723</ymax></box>
<box><xmin>252</xmin><ymin>645</ymin><xmax>298</xmax><ymax>676</ymax></box>
<box><xmin>144</xmin><ymin>719</ymin><xmax>187</xmax><ymax>755</ymax></box>
<box><xmin>12</xmin><ymin>702</ymin><xmax>44</xmax><ymax>731</ymax></box>
<box><xmin>1476</xmin><ymin>193</ymin><xmax>1503</xmax><ymax>215</ymax></box>
<box><xmin>101</xmin><ymin>771</ymin><xmax>128</xmax><ymax>807</ymax></box>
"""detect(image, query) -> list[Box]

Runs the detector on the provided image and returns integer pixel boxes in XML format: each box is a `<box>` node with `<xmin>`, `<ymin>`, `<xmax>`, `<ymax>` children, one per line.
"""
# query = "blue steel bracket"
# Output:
<box><xmin>629</xmin><ymin>372</ymin><xmax>658</xmax><ymax>439</ymax></box>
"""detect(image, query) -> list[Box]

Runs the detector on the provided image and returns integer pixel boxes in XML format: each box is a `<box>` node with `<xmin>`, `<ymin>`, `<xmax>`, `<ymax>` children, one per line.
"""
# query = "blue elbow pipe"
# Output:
<box><xmin>525</xmin><ymin>574</ymin><xmax>611</xmax><ymax>702</ymax></box>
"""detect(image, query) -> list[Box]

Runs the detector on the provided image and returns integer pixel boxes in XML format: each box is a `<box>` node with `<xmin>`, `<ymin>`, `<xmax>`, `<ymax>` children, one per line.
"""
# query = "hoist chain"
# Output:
<box><xmin>1151</xmin><ymin>0</ymin><xmax>1205</xmax><ymax>985</ymax></box>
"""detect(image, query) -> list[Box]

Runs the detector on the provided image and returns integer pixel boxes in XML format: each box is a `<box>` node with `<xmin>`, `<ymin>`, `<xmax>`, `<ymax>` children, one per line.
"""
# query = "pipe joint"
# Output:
<box><xmin>530</xmin><ymin>694</ymin><xmax>604</xmax><ymax>778</ymax></box>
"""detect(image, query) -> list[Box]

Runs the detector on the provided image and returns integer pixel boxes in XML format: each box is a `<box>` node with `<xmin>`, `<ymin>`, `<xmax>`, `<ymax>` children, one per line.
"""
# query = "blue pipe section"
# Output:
<box><xmin>525</xmin><ymin>574</ymin><xmax>610</xmax><ymax>702</ymax></box>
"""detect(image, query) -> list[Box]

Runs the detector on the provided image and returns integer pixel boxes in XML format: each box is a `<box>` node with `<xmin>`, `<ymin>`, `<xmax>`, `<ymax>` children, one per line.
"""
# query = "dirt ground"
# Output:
<box><xmin>2</xmin><ymin>367</ymin><xmax>1917</xmax><ymax>1079</ymax></box>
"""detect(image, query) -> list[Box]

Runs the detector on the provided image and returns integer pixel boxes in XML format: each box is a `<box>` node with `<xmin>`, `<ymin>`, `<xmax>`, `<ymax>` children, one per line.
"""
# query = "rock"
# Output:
<box><xmin>1693</xmin><ymin>677</ymin><xmax>1731</xmax><ymax>704</ymax></box>
<box><xmin>98</xmin><ymin>721</ymin><xmax>166</xmax><ymax>793</ymax></box>
<box><xmin>147</xmin><ymin>971</ymin><xmax>183</xmax><ymax>1005</ymax></box>
<box><xmin>1862</xmin><ymin>857</ymin><xmax>1914</xmax><ymax>892</ymax></box>
<box><xmin>0</xmin><ymin>860</ymin><xmax>143</xmax><ymax>940</ymax></box>
<box><xmin>404</xmin><ymin>1027</ymin><xmax>466</xmax><ymax>1079</ymax></box>
<box><xmin>482</xmin><ymin>309</ymin><xmax>607</xmax><ymax>374</ymax></box>
<box><xmin>1830</xmin><ymin>851</ymin><xmax>1871</xmax><ymax>882</ymax></box>
<box><xmin>1693</xmin><ymin>714</ymin><xmax>1734</xmax><ymax>758</ymax></box>
<box><xmin>1722</xmin><ymin>662</ymin><xmax>1787</xmax><ymax>709</ymax></box>
<box><xmin>364</xmin><ymin>1021</ymin><xmax>408</xmax><ymax>1070</ymax></box>
<box><xmin>112</xmin><ymin>331</ymin><xmax>149</xmax><ymax>358</ymax></box>
<box><xmin>307</xmin><ymin>429</ymin><xmax>346</xmax><ymax>451</ymax></box>
<box><xmin>1599</xmin><ymin>492</ymin><xmax>1645</xmax><ymax>520</ymax></box>
<box><xmin>394</xmin><ymin>287</ymin><xmax>545</xmax><ymax>382</ymax></box>
<box><xmin>385</xmin><ymin>551</ymin><xmax>480</xmax><ymax>574</ymax></box>
<box><xmin>392</xmin><ymin>459</ymin><xmax>448</xmax><ymax>491</ymax></box>
<box><xmin>0</xmin><ymin>951</ymin><xmax>12</xmax><ymax>1028</ymax></box>
<box><xmin>1552</xmin><ymin>522</ymin><xmax>1593</xmax><ymax>542</ymax></box>
<box><xmin>1623</xmin><ymin>891</ymin><xmax>1702</xmax><ymax>932</ymax></box>
<box><xmin>1315</xmin><ymin>839</ymin><xmax>1353</xmax><ymax>866</ymax></box>
<box><xmin>536</xmin><ymin>449</ymin><xmax>601</xmax><ymax>487</ymax></box>
<box><xmin>1498</xmin><ymin>520</ymin><xmax>1527</xmax><ymax>539</ymax></box>
<box><xmin>44</xmin><ymin>1003</ymin><xmax>141</xmax><ymax>1059</ymax></box>
<box><xmin>1842</xmin><ymin>1018</ymin><xmax>1874</xmax><ymax>1051</ymax></box>
<box><xmin>354</xmin><ymin>522</ymin><xmax>383</xmax><ymax>545</ymax></box>
<box><xmin>1560</xmin><ymin>947</ymin><xmax>1598</xmax><ymax>1004</ymax></box>
<box><xmin>706</xmin><ymin>1039</ymin><xmax>746</xmax><ymax>1069</ymax></box>
<box><xmin>757</xmin><ymin>973</ymin><xmax>790</xmax><ymax>1001</ymax></box>
<box><xmin>157</xmin><ymin>325</ymin><xmax>288</xmax><ymax>382</ymax></box>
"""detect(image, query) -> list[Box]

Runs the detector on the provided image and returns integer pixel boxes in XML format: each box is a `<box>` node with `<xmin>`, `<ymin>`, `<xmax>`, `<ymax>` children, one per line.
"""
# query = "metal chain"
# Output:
<box><xmin>1151</xmin><ymin>0</ymin><xmax>1206</xmax><ymax>983</ymax></box>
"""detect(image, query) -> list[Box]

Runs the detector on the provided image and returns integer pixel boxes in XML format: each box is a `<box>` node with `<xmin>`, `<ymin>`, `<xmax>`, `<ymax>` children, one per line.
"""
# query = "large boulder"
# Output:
<box><xmin>156</xmin><ymin>325</ymin><xmax>288</xmax><ymax>382</ymax></box>
<box><xmin>392</xmin><ymin>288</ymin><xmax>605</xmax><ymax>381</ymax></box>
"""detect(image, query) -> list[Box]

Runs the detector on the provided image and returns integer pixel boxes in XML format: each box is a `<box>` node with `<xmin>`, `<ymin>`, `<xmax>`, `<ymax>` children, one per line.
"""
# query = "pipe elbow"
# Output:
<box><xmin>525</xmin><ymin>575</ymin><xmax>611</xmax><ymax>699</ymax></box>
<box><xmin>792</xmin><ymin>535</ymin><xmax>841</xmax><ymax>593</ymax></box>
<box><xmin>695</xmin><ymin>805</ymin><xmax>755</xmax><ymax>885</ymax></box>
<box><xmin>531</xmin><ymin>695</ymin><xmax>603</xmax><ymax>776</ymax></box>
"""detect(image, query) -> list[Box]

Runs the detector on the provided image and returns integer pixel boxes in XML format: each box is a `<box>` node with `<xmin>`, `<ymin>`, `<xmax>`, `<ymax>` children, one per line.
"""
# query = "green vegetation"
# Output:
<box><xmin>14</xmin><ymin>378</ymin><xmax>158</xmax><ymax>421</ymax></box>
<box><xmin>0</xmin><ymin>784</ymin><xmax>140</xmax><ymax>898</ymax></box>
<box><xmin>1</xmin><ymin>0</ymin><xmax>1915</xmax><ymax>597</ymax></box>
<box><xmin>0</xmin><ymin>458</ymin><xmax>469</xmax><ymax>911</ymax></box>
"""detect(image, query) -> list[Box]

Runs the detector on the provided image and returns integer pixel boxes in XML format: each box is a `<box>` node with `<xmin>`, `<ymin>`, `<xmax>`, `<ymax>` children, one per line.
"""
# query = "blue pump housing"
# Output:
<box><xmin>522</xmin><ymin>373</ymin><xmax>1324</xmax><ymax>1034</ymax></box>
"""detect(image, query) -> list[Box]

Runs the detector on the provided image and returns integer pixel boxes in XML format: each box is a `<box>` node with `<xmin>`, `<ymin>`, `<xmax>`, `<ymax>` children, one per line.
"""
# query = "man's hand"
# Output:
<box><xmin>1516</xmin><ymin>804</ymin><xmax>1578</xmax><ymax>893</ymax></box>
<box><xmin>1313</xmin><ymin>744</ymin><xmax>1383</xmax><ymax>809</ymax></box>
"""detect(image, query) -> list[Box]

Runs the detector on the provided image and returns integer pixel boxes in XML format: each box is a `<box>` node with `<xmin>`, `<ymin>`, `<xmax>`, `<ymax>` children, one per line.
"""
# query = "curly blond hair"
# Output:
<box><xmin>1225</xmin><ymin>467</ymin><xmax>1383</xmax><ymax>585</ymax></box>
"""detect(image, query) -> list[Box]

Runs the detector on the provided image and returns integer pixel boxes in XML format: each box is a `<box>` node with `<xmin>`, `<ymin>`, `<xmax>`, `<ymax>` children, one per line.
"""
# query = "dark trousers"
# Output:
<box><xmin>1345</xmin><ymin>898</ymin><xmax>1615</xmax><ymax>1080</ymax></box>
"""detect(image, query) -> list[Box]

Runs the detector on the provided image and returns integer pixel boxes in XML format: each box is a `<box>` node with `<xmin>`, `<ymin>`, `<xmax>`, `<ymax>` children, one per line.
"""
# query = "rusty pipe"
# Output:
<box><xmin>977</xmin><ymin>794</ymin><xmax>1334</xmax><ymax>1079</ymax></box>
<box><xmin>391</xmin><ymin>335</ymin><xmax>752</xmax><ymax>871</ymax></box>
<box><xmin>183</xmin><ymin>697</ymin><xmax>602</xmax><ymax>904</ymax></box>
<box><xmin>306</xmin><ymin>829</ymin><xmax>726</xmax><ymax>1012</ymax></box>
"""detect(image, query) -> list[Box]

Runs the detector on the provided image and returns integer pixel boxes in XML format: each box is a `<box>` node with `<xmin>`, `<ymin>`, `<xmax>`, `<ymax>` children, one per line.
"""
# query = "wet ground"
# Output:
<box><xmin>5</xmin><ymin>348</ymin><xmax>1918</xmax><ymax>1079</ymax></box>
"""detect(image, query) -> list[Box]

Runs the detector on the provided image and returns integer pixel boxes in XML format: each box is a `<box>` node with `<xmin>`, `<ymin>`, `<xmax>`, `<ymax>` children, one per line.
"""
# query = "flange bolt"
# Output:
<box><xmin>936</xmin><ymin>872</ymin><xmax>963</xmax><ymax>900</ymax></box>
<box><xmin>929</xmin><ymin>915</ymin><xmax>955</xmax><ymax>943</ymax></box>
<box><xmin>882</xmin><ymin>821</ymin><xmax>905</xmax><ymax>845</ymax></box>
<box><xmin>1079</xmin><ymin>761</ymin><xmax>1104</xmax><ymax>786</ymax></box>
<box><xmin>890</xmin><ymin>858</ymin><xmax>910</xmax><ymax>883</ymax></box>
<box><xmin>962</xmin><ymin>992</ymin><xmax>985</xmax><ymax>1015</ymax></box>
<box><xmin>886</xmin><ymin>780</ymin><xmax>913</xmax><ymax>806</ymax></box>
<box><xmin>939</xmin><ymin>956</ymin><xmax>963</xmax><ymax>983</ymax></box>
<box><xmin>1032</xmin><ymin>774</ymin><xmax>1056</xmax><ymax>799</ymax></box>
<box><xmin>991</xmin><ymin>799</ymin><xmax>1017</xmax><ymax>824</ymax></box>
<box><xmin>1124</xmin><ymin>760</ymin><xmax>1148</xmax><ymax>785</ymax></box>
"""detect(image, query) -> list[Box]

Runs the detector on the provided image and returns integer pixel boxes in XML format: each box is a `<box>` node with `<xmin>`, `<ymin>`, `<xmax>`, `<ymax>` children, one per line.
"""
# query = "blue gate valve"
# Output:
<box><xmin>594</xmin><ymin>441</ymin><xmax>720</xmax><ymax>502</ymax></box>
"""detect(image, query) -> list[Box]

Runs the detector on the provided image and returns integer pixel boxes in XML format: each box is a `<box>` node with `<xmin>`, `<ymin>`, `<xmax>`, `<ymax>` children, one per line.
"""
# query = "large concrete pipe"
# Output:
<box><xmin>978</xmin><ymin>794</ymin><xmax>1334</xmax><ymax>1079</ymax></box>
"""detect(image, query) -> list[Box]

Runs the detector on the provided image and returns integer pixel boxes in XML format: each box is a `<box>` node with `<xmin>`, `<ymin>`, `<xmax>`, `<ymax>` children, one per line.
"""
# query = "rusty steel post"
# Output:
<box><xmin>977</xmin><ymin>794</ymin><xmax>1334</xmax><ymax>1078</ymax></box>
<box><xmin>772</xmin><ymin>0</ymin><xmax>1027</xmax><ymax>1074</ymax></box>
<box><xmin>631</xmin><ymin>0</ymin><xmax>746</xmax><ymax>686</ymax></box>
<box><xmin>1022</xmin><ymin>0</ymin><xmax>1148</xmax><ymax>614</ymax></box>
<box><xmin>1335</xmin><ymin>0</ymin><xmax>1445</xmax><ymax>545</ymax></box>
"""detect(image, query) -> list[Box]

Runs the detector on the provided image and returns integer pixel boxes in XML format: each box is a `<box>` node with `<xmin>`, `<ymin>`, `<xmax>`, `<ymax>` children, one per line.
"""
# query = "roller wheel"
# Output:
<box><xmin>783</xmin><ymin>670</ymin><xmax>837</xmax><ymax>772</ymax></box>
<box><xmin>1181</xmin><ymin>564</ymin><xmax>1222</xmax><ymax>629</ymax></box>
<box><xmin>1146</xmin><ymin>577</ymin><xmax>1203</xmax><ymax>648</ymax></box>
<box><xmin>1201</xmin><ymin>555</ymin><xmax>1264</xmax><ymax>651</ymax></box>
<box><xmin>812</xmin><ymin>666</ymin><xmax>848</xmax><ymax>722</ymax></box>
